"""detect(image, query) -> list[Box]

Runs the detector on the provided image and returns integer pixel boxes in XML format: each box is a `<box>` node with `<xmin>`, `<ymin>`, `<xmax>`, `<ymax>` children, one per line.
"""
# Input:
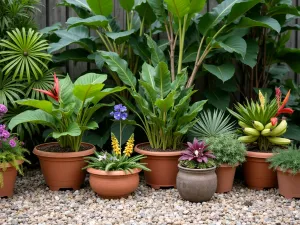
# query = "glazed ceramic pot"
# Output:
<box><xmin>176</xmin><ymin>165</ymin><xmax>217</xmax><ymax>202</ymax></box>
<box><xmin>33</xmin><ymin>142</ymin><xmax>95</xmax><ymax>191</ymax></box>
<box><xmin>216</xmin><ymin>164</ymin><xmax>238</xmax><ymax>193</ymax></box>
<box><xmin>243</xmin><ymin>151</ymin><xmax>277</xmax><ymax>190</ymax></box>
<box><xmin>134</xmin><ymin>143</ymin><xmax>183</xmax><ymax>189</ymax></box>
<box><xmin>0</xmin><ymin>160</ymin><xmax>23</xmax><ymax>197</ymax></box>
<box><xmin>277</xmin><ymin>168</ymin><xmax>300</xmax><ymax>199</ymax></box>
<box><xmin>87</xmin><ymin>168</ymin><xmax>141</xmax><ymax>199</ymax></box>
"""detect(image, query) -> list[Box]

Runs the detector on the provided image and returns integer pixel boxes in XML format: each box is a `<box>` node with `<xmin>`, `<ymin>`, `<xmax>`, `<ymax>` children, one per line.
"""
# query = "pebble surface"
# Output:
<box><xmin>0</xmin><ymin>169</ymin><xmax>299</xmax><ymax>225</ymax></box>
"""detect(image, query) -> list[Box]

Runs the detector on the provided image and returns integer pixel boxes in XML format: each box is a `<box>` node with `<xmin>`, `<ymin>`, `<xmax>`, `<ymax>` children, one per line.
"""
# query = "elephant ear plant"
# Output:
<box><xmin>8</xmin><ymin>73</ymin><xmax>125</xmax><ymax>151</ymax></box>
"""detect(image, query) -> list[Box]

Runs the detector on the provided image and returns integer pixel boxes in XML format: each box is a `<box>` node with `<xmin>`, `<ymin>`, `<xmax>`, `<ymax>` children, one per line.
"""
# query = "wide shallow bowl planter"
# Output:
<box><xmin>134</xmin><ymin>143</ymin><xmax>183</xmax><ymax>189</ymax></box>
<box><xmin>216</xmin><ymin>164</ymin><xmax>238</xmax><ymax>193</ymax></box>
<box><xmin>277</xmin><ymin>168</ymin><xmax>300</xmax><ymax>199</ymax></box>
<box><xmin>33</xmin><ymin>142</ymin><xmax>95</xmax><ymax>191</ymax></box>
<box><xmin>243</xmin><ymin>151</ymin><xmax>277</xmax><ymax>190</ymax></box>
<box><xmin>176</xmin><ymin>165</ymin><xmax>217</xmax><ymax>202</ymax></box>
<box><xmin>87</xmin><ymin>168</ymin><xmax>141</xmax><ymax>199</ymax></box>
<box><xmin>0</xmin><ymin>160</ymin><xmax>23</xmax><ymax>197</ymax></box>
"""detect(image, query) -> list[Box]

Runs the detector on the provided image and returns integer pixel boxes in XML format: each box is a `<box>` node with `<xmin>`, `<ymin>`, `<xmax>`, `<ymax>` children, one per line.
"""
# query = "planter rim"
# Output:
<box><xmin>0</xmin><ymin>160</ymin><xmax>24</xmax><ymax>169</ymax></box>
<box><xmin>178</xmin><ymin>164</ymin><xmax>216</xmax><ymax>172</ymax></box>
<box><xmin>134</xmin><ymin>142</ymin><xmax>184</xmax><ymax>156</ymax></box>
<box><xmin>33</xmin><ymin>142</ymin><xmax>95</xmax><ymax>158</ymax></box>
<box><xmin>87</xmin><ymin>167</ymin><xmax>141</xmax><ymax>176</ymax></box>
<box><xmin>218</xmin><ymin>163</ymin><xmax>239</xmax><ymax>168</ymax></box>
<box><xmin>246</xmin><ymin>150</ymin><xmax>273</xmax><ymax>159</ymax></box>
<box><xmin>276</xmin><ymin>167</ymin><xmax>300</xmax><ymax>174</ymax></box>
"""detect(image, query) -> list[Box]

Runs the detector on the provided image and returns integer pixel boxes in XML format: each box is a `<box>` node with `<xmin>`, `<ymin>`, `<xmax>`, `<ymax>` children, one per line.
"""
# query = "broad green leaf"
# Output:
<box><xmin>53</xmin><ymin>48</ymin><xmax>91</xmax><ymax>63</ymax></box>
<box><xmin>82</xmin><ymin>121</ymin><xmax>99</xmax><ymax>131</ymax></box>
<box><xmin>283</xmin><ymin>123</ymin><xmax>300</xmax><ymax>141</ymax></box>
<box><xmin>164</xmin><ymin>0</ymin><xmax>190</xmax><ymax>18</ymax></box>
<box><xmin>218</xmin><ymin>36</ymin><xmax>247</xmax><ymax>58</ymax></box>
<box><xmin>141</xmin><ymin>62</ymin><xmax>156</xmax><ymax>89</ymax></box>
<box><xmin>277</xmin><ymin>48</ymin><xmax>300</xmax><ymax>73</ymax></box>
<box><xmin>189</xmin><ymin>0</ymin><xmax>206</xmax><ymax>14</ymax></box>
<box><xmin>178</xmin><ymin>100</ymin><xmax>207</xmax><ymax>125</ymax></box>
<box><xmin>226</xmin><ymin>0</ymin><xmax>261</xmax><ymax>24</ymax></box>
<box><xmin>236</xmin><ymin>40</ymin><xmax>258</xmax><ymax>68</ymax></box>
<box><xmin>16</xmin><ymin>99</ymin><xmax>53</xmax><ymax>114</ymax></box>
<box><xmin>63</xmin><ymin>0</ymin><xmax>91</xmax><ymax>11</ymax></box>
<box><xmin>147</xmin><ymin>0</ymin><xmax>167</xmax><ymax>23</ymax></box>
<box><xmin>157</xmin><ymin>39</ymin><xmax>169</xmax><ymax>51</ymax></box>
<box><xmin>203</xmin><ymin>63</ymin><xmax>235</xmax><ymax>83</ymax></box>
<box><xmin>67</xmin><ymin>16</ymin><xmax>109</xmax><ymax>29</ymax></box>
<box><xmin>59</xmin><ymin>75</ymin><xmax>75</xmax><ymax>105</ymax></box>
<box><xmin>268</xmin><ymin>4</ymin><xmax>300</xmax><ymax>17</ymax></box>
<box><xmin>154</xmin><ymin>62</ymin><xmax>171</xmax><ymax>98</ymax></box>
<box><xmin>40</xmin><ymin>22</ymin><xmax>62</xmax><ymax>34</ymax></box>
<box><xmin>52</xmin><ymin>122</ymin><xmax>81</xmax><ymax>138</ymax></box>
<box><xmin>268</xmin><ymin>63</ymin><xmax>290</xmax><ymax>79</ymax></box>
<box><xmin>155</xmin><ymin>91</ymin><xmax>175</xmax><ymax>113</ymax></box>
<box><xmin>129</xmin><ymin>36</ymin><xmax>151</xmax><ymax>62</ymax></box>
<box><xmin>145</xmin><ymin>34</ymin><xmax>166</xmax><ymax>66</ymax></box>
<box><xmin>92</xmin><ymin>86</ymin><xmax>126</xmax><ymax>104</ymax></box>
<box><xmin>73</xmin><ymin>73</ymin><xmax>107</xmax><ymax>101</ymax></box>
<box><xmin>236</xmin><ymin>16</ymin><xmax>281</xmax><ymax>33</ymax></box>
<box><xmin>282</xmin><ymin>24</ymin><xmax>300</xmax><ymax>33</ymax></box>
<box><xmin>205</xmin><ymin>90</ymin><xmax>230</xmax><ymax>110</ymax></box>
<box><xmin>87</xmin><ymin>0</ymin><xmax>113</xmax><ymax>16</ymax></box>
<box><xmin>135</xmin><ymin>1</ymin><xmax>156</xmax><ymax>25</ymax></box>
<box><xmin>139</xmin><ymin>80</ymin><xmax>157</xmax><ymax>105</ymax></box>
<box><xmin>8</xmin><ymin>109</ymin><xmax>56</xmax><ymax>130</ymax></box>
<box><xmin>119</xmin><ymin>0</ymin><xmax>134</xmax><ymax>11</ymax></box>
<box><xmin>105</xmin><ymin>30</ymin><xmax>135</xmax><ymax>44</ymax></box>
<box><xmin>100</xmin><ymin>51</ymin><xmax>137</xmax><ymax>88</ymax></box>
<box><xmin>182</xmin><ymin>49</ymin><xmax>198</xmax><ymax>63</ymax></box>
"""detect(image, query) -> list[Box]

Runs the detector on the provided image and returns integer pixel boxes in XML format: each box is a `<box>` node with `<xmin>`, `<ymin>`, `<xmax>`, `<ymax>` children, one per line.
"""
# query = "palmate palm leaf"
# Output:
<box><xmin>0</xmin><ymin>28</ymin><xmax>52</xmax><ymax>82</ymax></box>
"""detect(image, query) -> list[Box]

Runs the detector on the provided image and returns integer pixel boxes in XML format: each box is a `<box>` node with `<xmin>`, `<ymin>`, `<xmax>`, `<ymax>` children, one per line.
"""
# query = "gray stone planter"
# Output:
<box><xmin>176</xmin><ymin>165</ymin><xmax>217</xmax><ymax>202</ymax></box>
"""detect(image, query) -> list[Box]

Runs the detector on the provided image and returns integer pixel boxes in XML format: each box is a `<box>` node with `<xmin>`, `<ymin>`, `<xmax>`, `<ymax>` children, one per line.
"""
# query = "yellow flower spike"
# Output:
<box><xmin>259</xmin><ymin>90</ymin><xmax>265</xmax><ymax>109</ymax></box>
<box><xmin>123</xmin><ymin>134</ymin><xmax>135</xmax><ymax>157</ymax></box>
<box><xmin>111</xmin><ymin>133</ymin><xmax>121</xmax><ymax>155</ymax></box>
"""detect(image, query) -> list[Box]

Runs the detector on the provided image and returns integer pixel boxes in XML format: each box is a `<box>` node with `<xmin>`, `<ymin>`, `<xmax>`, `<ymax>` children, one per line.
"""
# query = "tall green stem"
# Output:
<box><xmin>177</xmin><ymin>15</ymin><xmax>188</xmax><ymax>74</ymax></box>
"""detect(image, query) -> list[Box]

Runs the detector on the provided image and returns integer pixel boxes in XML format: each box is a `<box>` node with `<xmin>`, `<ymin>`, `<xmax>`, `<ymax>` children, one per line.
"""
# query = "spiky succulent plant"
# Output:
<box><xmin>179</xmin><ymin>138</ymin><xmax>216</xmax><ymax>169</ymax></box>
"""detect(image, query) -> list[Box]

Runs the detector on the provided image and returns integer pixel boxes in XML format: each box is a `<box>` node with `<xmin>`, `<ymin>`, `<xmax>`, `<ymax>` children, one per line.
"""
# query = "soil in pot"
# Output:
<box><xmin>216</xmin><ymin>164</ymin><xmax>238</xmax><ymax>193</ymax></box>
<box><xmin>33</xmin><ymin>142</ymin><xmax>95</xmax><ymax>191</ymax></box>
<box><xmin>0</xmin><ymin>161</ymin><xmax>23</xmax><ymax>197</ymax></box>
<box><xmin>176</xmin><ymin>165</ymin><xmax>217</xmax><ymax>202</ymax></box>
<box><xmin>277</xmin><ymin>169</ymin><xmax>300</xmax><ymax>199</ymax></box>
<box><xmin>87</xmin><ymin>168</ymin><xmax>141</xmax><ymax>199</ymax></box>
<box><xmin>134</xmin><ymin>143</ymin><xmax>185</xmax><ymax>189</ymax></box>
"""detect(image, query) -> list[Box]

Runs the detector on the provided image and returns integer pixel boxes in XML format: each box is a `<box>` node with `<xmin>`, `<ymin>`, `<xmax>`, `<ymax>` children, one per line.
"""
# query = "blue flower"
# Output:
<box><xmin>111</xmin><ymin>104</ymin><xmax>128</xmax><ymax>121</ymax></box>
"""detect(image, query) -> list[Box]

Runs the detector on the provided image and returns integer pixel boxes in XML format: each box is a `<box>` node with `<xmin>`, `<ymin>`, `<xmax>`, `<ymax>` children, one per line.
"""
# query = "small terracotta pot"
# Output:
<box><xmin>87</xmin><ymin>168</ymin><xmax>141</xmax><ymax>199</ymax></box>
<box><xmin>134</xmin><ymin>143</ymin><xmax>183</xmax><ymax>189</ymax></box>
<box><xmin>216</xmin><ymin>164</ymin><xmax>238</xmax><ymax>193</ymax></box>
<box><xmin>176</xmin><ymin>165</ymin><xmax>217</xmax><ymax>202</ymax></box>
<box><xmin>0</xmin><ymin>160</ymin><xmax>23</xmax><ymax>197</ymax></box>
<box><xmin>243</xmin><ymin>151</ymin><xmax>277</xmax><ymax>190</ymax></box>
<box><xmin>33</xmin><ymin>142</ymin><xmax>95</xmax><ymax>191</ymax></box>
<box><xmin>277</xmin><ymin>168</ymin><xmax>300</xmax><ymax>199</ymax></box>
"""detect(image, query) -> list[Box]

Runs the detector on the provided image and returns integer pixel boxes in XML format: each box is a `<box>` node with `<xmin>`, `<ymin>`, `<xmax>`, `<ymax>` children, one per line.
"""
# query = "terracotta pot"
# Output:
<box><xmin>0</xmin><ymin>160</ymin><xmax>23</xmax><ymax>197</ymax></box>
<box><xmin>33</xmin><ymin>142</ymin><xmax>95</xmax><ymax>191</ymax></box>
<box><xmin>277</xmin><ymin>168</ymin><xmax>300</xmax><ymax>199</ymax></box>
<box><xmin>134</xmin><ymin>143</ymin><xmax>183</xmax><ymax>189</ymax></box>
<box><xmin>216</xmin><ymin>164</ymin><xmax>238</xmax><ymax>193</ymax></box>
<box><xmin>176</xmin><ymin>165</ymin><xmax>217</xmax><ymax>202</ymax></box>
<box><xmin>87</xmin><ymin>168</ymin><xmax>141</xmax><ymax>199</ymax></box>
<box><xmin>243</xmin><ymin>151</ymin><xmax>277</xmax><ymax>190</ymax></box>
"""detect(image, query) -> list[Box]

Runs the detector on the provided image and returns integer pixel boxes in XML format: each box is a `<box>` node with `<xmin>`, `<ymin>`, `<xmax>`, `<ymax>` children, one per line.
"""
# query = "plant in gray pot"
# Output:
<box><xmin>176</xmin><ymin>139</ymin><xmax>217</xmax><ymax>202</ymax></box>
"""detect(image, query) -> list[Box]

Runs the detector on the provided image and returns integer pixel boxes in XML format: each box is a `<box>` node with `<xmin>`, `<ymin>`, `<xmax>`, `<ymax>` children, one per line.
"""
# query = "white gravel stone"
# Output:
<box><xmin>0</xmin><ymin>169</ymin><xmax>299</xmax><ymax>225</ymax></box>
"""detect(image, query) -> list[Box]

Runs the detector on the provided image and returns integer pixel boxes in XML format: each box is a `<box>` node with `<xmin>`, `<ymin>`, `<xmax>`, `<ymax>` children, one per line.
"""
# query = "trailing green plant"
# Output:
<box><xmin>205</xmin><ymin>133</ymin><xmax>247</xmax><ymax>166</ymax></box>
<box><xmin>268</xmin><ymin>145</ymin><xmax>300</xmax><ymax>174</ymax></box>
<box><xmin>8</xmin><ymin>73</ymin><xmax>125</xmax><ymax>151</ymax></box>
<box><xmin>189</xmin><ymin>109</ymin><xmax>235</xmax><ymax>139</ymax></box>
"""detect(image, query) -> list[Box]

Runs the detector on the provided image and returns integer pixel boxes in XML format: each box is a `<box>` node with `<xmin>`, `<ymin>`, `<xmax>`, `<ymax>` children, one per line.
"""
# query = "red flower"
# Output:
<box><xmin>33</xmin><ymin>73</ymin><xmax>60</xmax><ymax>102</ymax></box>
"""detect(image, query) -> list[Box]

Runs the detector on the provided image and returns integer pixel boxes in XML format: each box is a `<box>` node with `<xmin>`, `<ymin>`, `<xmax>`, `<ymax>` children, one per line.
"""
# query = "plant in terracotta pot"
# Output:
<box><xmin>0</xmin><ymin>104</ymin><xmax>29</xmax><ymax>197</ymax></box>
<box><xmin>205</xmin><ymin>133</ymin><xmax>246</xmax><ymax>193</ymax></box>
<box><xmin>176</xmin><ymin>138</ymin><xmax>217</xmax><ymax>202</ymax></box>
<box><xmin>84</xmin><ymin>104</ymin><xmax>150</xmax><ymax>199</ymax></box>
<box><xmin>8</xmin><ymin>73</ymin><xmax>125</xmax><ymax>191</ymax></box>
<box><xmin>228</xmin><ymin>88</ymin><xmax>294</xmax><ymax>190</ymax></box>
<box><xmin>268</xmin><ymin>146</ymin><xmax>300</xmax><ymax>199</ymax></box>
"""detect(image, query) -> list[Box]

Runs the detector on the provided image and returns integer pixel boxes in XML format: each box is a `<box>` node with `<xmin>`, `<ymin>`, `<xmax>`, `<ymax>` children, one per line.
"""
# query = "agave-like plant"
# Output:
<box><xmin>0</xmin><ymin>28</ymin><xmax>52</xmax><ymax>82</ymax></box>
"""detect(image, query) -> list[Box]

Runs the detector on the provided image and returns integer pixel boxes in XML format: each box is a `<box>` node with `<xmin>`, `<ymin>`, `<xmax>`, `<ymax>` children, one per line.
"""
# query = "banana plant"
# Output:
<box><xmin>8</xmin><ymin>73</ymin><xmax>125</xmax><ymax>151</ymax></box>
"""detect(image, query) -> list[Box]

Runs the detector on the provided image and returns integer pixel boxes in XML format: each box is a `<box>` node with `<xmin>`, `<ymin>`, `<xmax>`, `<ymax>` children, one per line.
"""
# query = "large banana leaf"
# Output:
<box><xmin>15</xmin><ymin>99</ymin><xmax>53</xmax><ymax>114</ymax></box>
<box><xmin>154</xmin><ymin>62</ymin><xmax>171</xmax><ymax>98</ymax></box>
<box><xmin>52</xmin><ymin>122</ymin><xmax>81</xmax><ymax>138</ymax></box>
<box><xmin>67</xmin><ymin>16</ymin><xmax>109</xmax><ymax>29</ymax></box>
<box><xmin>119</xmin><ymin>0</ymin><xmax>134</xmax><ymax>11</ymax></box>
<box><xmin>145</xmin><ymin>34</ymin><xmax>166</xmax><ymax>66</ymax></box>
<box><xmin>164</xmin><ymin>0</ymin><xmax>190</xmax><ymax>18</ymax></box>
<box><xmin>140</xmin><ymin>63</ymin><xmax>156</xmax><ymax>89</ymax></box>
<box><xmin>59</xmin><ymin>76</ymin><xmax>75</xmax><ymax>105</ymax></box>
<box><xmin>147</xmin><ymin>0</ymin><xmax>167</xmax><ymax>23</ymax></box>
<box><xmin>236</xmin><ymin>16</ymin><xmax>281</xmax><ymax>33</ymax></box>
<box><xmin>105</xmin><ymin>30</ymin><xmax>135</xmax><ymax>44</ymax></box>
<box><xmin>87</xmin><ymin>0</ymin><xmax>113</xmax><ymax>16</ymax></box>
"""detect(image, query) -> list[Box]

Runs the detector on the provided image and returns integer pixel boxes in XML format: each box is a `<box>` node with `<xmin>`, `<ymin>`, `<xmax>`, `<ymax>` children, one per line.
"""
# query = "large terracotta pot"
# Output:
<box><xmin>134</xmin><ymin>143</ymin><xmax>183</xmax><ymax>189</ymax></box>
<box><xmin>87</xmin><ymin>168</ymin><xmax>141</xmax><ymax>199</ymax></box>
<box><xmin>176</xmin><ymin>165</ymin><xmax>217</xmax><ymax>202</ymax></box>
<box><xmin>0</xmin><ymin>160</ymin><xmax>23</xmax><ymax>197</ymax></box>
<box><xmin>33</xmin><ymin>142</ymin><xmax>95</xmax><ymax>191</ymax></box>
<box><xmin>277</xmin><ymin>168</ymin><xmax>300</xmax><ymax>199</ymax></box>
<box><xmin>243</xmin><ymin>151</ymin><xmax>277</xmax><ymax>190</ymax></box>
<box><xmin>216</xmin><ymin>164</ymin><xmax>238</xmax><ymax>193</ymax></box>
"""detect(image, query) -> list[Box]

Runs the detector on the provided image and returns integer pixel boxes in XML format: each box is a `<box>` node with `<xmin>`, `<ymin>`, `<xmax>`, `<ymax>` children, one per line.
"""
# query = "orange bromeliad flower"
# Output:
<box><xmin>33</xmin><ymin>73</ymin><xmax>60</xmax><ymax>102</ymax></box>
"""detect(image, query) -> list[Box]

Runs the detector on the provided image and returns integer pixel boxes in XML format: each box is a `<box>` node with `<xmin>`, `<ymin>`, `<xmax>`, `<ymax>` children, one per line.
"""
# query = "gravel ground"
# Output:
<box><xmin>0</xmin><ymin>169</ymin><xmax>299</xmax><ymax>225</ymax></box>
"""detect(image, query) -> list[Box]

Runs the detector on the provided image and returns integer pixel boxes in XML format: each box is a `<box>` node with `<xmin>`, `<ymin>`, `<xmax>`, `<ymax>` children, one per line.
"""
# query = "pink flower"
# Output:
<box><xmin>9</xmin><ymin>139</ymin><xmax>16</xmax><ymax>148</ymax></box>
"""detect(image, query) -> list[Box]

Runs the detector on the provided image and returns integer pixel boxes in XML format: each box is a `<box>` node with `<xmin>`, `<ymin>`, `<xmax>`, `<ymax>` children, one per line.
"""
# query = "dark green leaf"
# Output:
<box><xmin>203</xmin><ymin>63</ymin><xmax>235</xmax><ymax>83</ymax></box>
<box><xmin>67</xmin><ymin>16</ymin><xmax>109</xmax><ymax>29</ymax></box>
<box><xmin>236</xmin><ymin>16</ymin><xmax>281</xmax><ymax>33</ymax></box>
<box><xmin>87</xmin><ymin>0</ymin><xmax>113</xmax><ymax>16</ymax></box>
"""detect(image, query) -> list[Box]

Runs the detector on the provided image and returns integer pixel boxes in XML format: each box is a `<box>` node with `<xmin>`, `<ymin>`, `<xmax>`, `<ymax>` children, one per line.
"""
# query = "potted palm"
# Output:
<box><xmin>0</xmin><ymin>104</ymin><xmax>29</xmax><ymax>197</ymax></box>
<box><xmin>176</xmin><ymin>139</ymin><xmax>217</xmax><ymax>202</ymax></box>
<box><xmin>85</xmin><ymin>104</ymin><xmax>150</xmax><ymax>199</ymax></box>
<box><xmin>268</xmin><ymin>146</ymin><xmax>300</xmax><ymax>199</ymax></box>
<box><xmin>8</xmin><ymin>73</ymin><xmax>124</xmax><ymax>191</ymax></box>
<box><xmin>228</xmin><ymin>88</ymin><xmax>293</xmax><ymax>190</ymax></box>
<box><xmin>205</xmin><ymin>133</ymin><xmax>246</xmax><ymax>193</ymax></box>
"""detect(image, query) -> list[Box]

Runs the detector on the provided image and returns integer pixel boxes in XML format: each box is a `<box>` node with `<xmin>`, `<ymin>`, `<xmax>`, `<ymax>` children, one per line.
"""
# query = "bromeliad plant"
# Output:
<box><xmin>0</xmin><ymin>104</ymin><xmax>29</xmax><ymax>187</ymax></box>
<box><xmin>85</xmin><ymin>104</ymin><xmax>149</xmax><ymax>172</ymax></box>
<box><xmin>228</xmin><ymin>88</ymin><xmax>294</xmax><ymax>151</ymax></box>
<box><xmin>8</xmin><ymin>73</ymin><xmax>125</xmax><ymax>151</ymax></box>
<box><xmin>179</xmin><ymin>138</ymin><xmax>216</xmax><ymax>169</ymax></box>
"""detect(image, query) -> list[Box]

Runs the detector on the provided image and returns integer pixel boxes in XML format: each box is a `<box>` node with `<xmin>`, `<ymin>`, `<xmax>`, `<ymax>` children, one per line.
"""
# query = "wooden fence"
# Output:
<box><xmin>35</xmin><ymin>0</ymin><xmax>300</xmax><ymax>81</ymax></box>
